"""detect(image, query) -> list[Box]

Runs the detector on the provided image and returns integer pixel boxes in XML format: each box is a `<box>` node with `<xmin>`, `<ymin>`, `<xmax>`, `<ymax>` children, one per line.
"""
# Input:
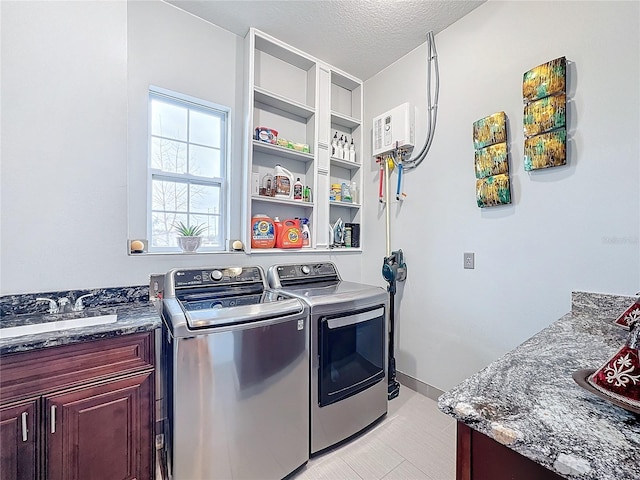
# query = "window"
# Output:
<box><xmin>148</xmin><ymin>87</ymin><xmax>229</xmax><ymax>251</ymax></box>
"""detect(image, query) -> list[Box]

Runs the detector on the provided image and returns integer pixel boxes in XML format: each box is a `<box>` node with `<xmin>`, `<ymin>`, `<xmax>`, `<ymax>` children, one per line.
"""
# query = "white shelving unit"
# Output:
<box><xmin>243</xmin><ymin>29</ymin><xmax>363</xmax><ymax>253</ymax></box>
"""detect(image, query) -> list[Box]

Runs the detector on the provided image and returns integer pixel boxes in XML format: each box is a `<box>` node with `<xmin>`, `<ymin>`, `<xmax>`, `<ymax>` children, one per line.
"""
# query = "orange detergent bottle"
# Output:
<box><xmin>251</xmin><ymin>215</ymin><xmax>276</xmax><ymax>248</ymax></box>
<box><xmin>277</xmin><ymin>218</ymin><xmax>303</xmax><ymax>248</ymax></box>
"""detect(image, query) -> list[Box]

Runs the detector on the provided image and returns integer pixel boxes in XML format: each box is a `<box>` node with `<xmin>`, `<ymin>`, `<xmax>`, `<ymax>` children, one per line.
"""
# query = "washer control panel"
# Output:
<box><xmin>173</xmin><ymin>266</ymin><xmax>263</xmax><ymax>288</ymax></box>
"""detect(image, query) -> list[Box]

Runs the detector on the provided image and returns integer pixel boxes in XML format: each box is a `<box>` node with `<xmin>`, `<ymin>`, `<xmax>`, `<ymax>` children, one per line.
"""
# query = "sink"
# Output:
<box><xmin>0</xmin><ymin>314</ymin><xmax>118</xmax><ymax>339</ymax></box>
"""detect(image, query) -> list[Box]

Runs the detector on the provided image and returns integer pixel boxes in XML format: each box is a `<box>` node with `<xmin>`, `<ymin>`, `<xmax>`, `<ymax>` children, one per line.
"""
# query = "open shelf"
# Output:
<box><xmin>254</xmin><ymin>87</ymin><xmax>315</xmax><ymax>120</ymax></box>
<box><xmin>330</xmin><ymin>111</ymin><xmax>361</xmax><ymax>130</ymax></box>
<box><xmin>252</xmin><ymin>195</ymin><xmax>314</xmax><ymax>208</ymax></box>
<box><xmin>253</xmin><ymin>140</ymin><xmax>314</xmax><ymax>163</ymax></box>
<box><xmin>330</xmin><ymin>156</ymin><xmax>361</xmax><ymax>171</ymax></box>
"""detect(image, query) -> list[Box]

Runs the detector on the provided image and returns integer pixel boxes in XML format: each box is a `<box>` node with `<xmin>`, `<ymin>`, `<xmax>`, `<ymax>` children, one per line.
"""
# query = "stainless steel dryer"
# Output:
<box><xmin>160</xmin><ymin>266</ymin><xmax>309</xmax><ymax>479</ymax></box>
<box><xmin>268</xmin><ymin>262</ymin><xmax>388</xmax><ymax>455</ymax></box>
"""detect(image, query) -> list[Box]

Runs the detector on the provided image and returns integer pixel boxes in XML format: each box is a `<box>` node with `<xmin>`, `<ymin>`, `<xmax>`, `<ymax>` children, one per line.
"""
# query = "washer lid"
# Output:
<box><xmin>163</xmin><ymin>292</ymin><xmax>306</xmax><ymax>337</ymax></box>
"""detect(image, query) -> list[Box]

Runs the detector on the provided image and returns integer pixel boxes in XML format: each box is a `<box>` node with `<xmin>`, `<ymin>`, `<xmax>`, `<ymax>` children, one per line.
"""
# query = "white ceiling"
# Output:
<box><xmin>166</xmin><ymin>0</ymin><xmax>486</xmax><ymax>80</ymax></box>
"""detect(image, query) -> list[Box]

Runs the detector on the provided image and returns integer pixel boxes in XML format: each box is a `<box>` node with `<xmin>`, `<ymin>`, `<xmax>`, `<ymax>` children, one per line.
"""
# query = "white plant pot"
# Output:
<box><xmin>177</xmin><ymin>236</ymin><xmax>202</xmax><ymax>253</ymax></box>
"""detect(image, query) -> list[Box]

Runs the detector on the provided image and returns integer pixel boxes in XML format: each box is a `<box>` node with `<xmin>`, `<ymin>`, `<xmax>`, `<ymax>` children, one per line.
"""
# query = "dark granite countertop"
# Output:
<box><xmin>0</xmin><ymin>286</ymin><xmax>161</xmax><ymax>355</ymax></box>
<box><xmin>438</xmin><ymin>291</ymin><xmax>640</xmax><ymax>480</ymax></box>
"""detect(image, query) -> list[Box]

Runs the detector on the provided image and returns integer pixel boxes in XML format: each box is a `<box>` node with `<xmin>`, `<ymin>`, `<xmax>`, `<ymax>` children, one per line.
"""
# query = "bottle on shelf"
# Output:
<box><xmin>273</xmin><ymin>216</ymin><xmax>283</xmax><ymax>246</ymax></box>
<box><xmin>342</xmin><ymin>136</ymin><xmax>349</xmax><ymax>160</ymax></box>
<box><xmin>341</xmin><ymin>182</ymin><xmax>352</xmax><ymax>203</ymax></box>
<box><xmin>336</xmin><ymin>134</ymin><xmax>344</xmax><ymax>160</ymax></box>
<box><xmin>350</xmin><ymin>181</ymin><xmax>358</xmax><ymax>203</ymax></box>
<box><xmin>274</xmin><ymin>164</ymin><xmax>293</xmax><ymax>199</ymax></box>
<box><xmin>300</xmin><ymin>218</ymin><xmax>311</xmax><ymax>247</ymax></box>
<box><xmin>331</xmin><ymin>132</ymin><xmax>338</xmax><ymax>157</ymax></box>
<box><xmin>349</xmin><ymin>139</ymin><xmax>356</xmax><ymax>162</ymax></box>
<box><xmin>293</xmin><ymin>178</ymin><xmax>303</xmax><ymax>201</ymax></box>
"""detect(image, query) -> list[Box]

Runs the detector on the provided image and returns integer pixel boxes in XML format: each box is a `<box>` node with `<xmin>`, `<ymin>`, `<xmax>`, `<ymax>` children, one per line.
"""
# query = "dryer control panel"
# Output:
<box><xmin>268</xmin><ymin>263</ymin><xmax>340</xmax><ymax>288</ymax></box>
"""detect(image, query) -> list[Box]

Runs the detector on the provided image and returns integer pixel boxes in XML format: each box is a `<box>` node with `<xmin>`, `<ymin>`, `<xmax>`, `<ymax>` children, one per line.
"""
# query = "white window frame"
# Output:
<box><xmin>147</xmin><ymin>86</ymin><xmax>230</xmax><ymax>253</ymax></box>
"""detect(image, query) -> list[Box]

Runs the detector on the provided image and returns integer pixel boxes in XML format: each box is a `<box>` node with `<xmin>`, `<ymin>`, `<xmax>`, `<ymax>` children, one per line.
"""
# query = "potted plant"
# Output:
<box><xmin>174</xmin><ymin>221</ymin><xmax>207</xmax><ymax>252</ymax></box>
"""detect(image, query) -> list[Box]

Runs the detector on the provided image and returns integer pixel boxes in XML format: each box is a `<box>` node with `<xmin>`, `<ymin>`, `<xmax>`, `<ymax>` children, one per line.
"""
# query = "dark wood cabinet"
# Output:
<box><xmin>0</xmin><ymin>399</ymin><xmax>38</xmax><ymax>480</ymax></box>
<box><xmin>456</xmin><ymin>422</ymin><xmax>563</xmax><ymax>480</ymax></box>
<box><xmin>0</xmin><ymin>332</ymin><xmax>155</xmax><ymax>480</ymax></box>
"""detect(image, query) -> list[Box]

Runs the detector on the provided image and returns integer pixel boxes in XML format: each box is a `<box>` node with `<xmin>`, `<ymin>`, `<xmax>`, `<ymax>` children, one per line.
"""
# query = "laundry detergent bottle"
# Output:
<box><xmin>274</xmin><ymin>164</ymin><xmax>293</xmax><ymax>199</ymax></box>
<box><xmin>251</xmin><ymin>214</ymin><xmax>276</xmax><ymax>249</ymax></box>
<box><xmin>277</xmin><ymin>218</ymin><xmax>302</xmax><ymax>248</ymax></box>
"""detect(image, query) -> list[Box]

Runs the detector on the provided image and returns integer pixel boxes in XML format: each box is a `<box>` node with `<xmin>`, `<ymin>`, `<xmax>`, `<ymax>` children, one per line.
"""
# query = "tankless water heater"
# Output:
<box><xmin>372</xmin><ymin>103</ymin><xmax>415</xmax><ymax>157</ymax></box>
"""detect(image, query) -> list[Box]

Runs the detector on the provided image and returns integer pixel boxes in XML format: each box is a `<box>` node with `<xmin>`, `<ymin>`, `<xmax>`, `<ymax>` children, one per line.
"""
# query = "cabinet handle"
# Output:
<box><xmin>21</xmin><ymin>412</ymin><xmax>28</xmax><ymax>442</ymax></box>
<box><xmin>51</xmin><ymin>405</ymin><xmax>56</xmax><ymax>434</ymax></box>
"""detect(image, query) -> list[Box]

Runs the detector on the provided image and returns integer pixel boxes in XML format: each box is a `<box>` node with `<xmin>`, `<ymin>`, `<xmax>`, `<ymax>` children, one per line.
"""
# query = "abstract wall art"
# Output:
<box><xmin>476</xmin><ymin>174</ymin><xmax>511</xmax><ymax>208</ymax></box>
<box><xmin>524</xmin><ymin>128</ymin><xmax>567</xmax><ymax>171</ymax></box>
<box><xmin>473</xmin><ymin>112</ymin><xmax>507</xmax><ymax>150</ymax></box>
<box><xmin>474</xmin><ymin>142</ymin><xmax>509</xmax><ymax>179</ymax></box>
<box><xmin>522</xmin><ymin>56</ymin><xmax>567</xmax><ymax>172</ymax></box>
<box><xmin>523</xmin><ymin>94</ymin><xmax>566</xmax><ymax>137</ymax></box>
<box><xmin>523</xmin><ymin>56</ymin><xmax>566</xmax><ymax>103</ymax></box>
<box><xmin>472</xmin><ymin>111</ymin><xmax>511</xmax><ymax>208</ymax></box>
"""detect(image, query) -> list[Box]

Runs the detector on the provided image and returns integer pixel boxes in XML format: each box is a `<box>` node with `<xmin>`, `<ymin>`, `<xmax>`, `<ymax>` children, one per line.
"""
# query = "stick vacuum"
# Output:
<box><xmin>382</xmin><ymin>249</ymin><xmax>407</xmax><ymax>400</ymax></box>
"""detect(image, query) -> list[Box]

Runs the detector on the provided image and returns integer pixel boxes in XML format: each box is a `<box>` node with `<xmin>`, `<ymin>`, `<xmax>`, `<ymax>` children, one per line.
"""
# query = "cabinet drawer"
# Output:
<box><xmin>0</xmin><ymin>332</ymin><xmax>154</xmax><ymax>404</ymax></box>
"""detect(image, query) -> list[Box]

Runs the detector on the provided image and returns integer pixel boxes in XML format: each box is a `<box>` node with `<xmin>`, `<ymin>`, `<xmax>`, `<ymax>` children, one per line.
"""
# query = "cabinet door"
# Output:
<box><xmin>0</xmin><ymin>399</ymin><xmax>38</xmax><ymax>480</ymax></box>
<box><xmin>45</xmin><ymin>372</ymin><xmax>153</xmax><ymax>480</ymax></box>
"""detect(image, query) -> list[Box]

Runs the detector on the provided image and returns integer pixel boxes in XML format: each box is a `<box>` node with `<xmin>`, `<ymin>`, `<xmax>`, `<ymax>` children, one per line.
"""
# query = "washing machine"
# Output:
<box><xmin>268</xmin><ymin>262</ymin><xmax>388</xmax><ymax>455</ymax></box>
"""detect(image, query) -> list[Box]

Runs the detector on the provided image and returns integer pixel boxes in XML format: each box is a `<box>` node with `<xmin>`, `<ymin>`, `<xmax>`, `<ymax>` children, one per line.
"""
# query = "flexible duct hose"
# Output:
<box><xmin>403</xmin><ymin>31</ymin><xmax>439</xmax><ymax>171</ymax></box>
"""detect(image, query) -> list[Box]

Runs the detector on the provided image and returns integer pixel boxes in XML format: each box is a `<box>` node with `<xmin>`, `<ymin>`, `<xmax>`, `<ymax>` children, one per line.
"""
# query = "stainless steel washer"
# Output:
<box><xmin>160</xmin><ymin>266</ymin><xmax>309</xmax><ymax>479</ymax></box>
<box><xmin>268</xmin><ymin>262</ymin><xmax>388</xmax><ymax>455</ymax></box>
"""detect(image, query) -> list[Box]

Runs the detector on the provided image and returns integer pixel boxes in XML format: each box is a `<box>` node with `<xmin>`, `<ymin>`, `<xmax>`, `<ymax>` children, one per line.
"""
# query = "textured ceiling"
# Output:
<box><xmin>166</xmin><ymin>0</ymin><xmax>486</xmax><ymax>80</ymax></box>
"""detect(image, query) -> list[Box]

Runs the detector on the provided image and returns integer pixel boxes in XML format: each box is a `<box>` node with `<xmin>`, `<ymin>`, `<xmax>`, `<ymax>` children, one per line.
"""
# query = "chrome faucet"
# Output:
<box><xmin>73</xmin><ymin>293</ymin><xmax>94</xmax><ymax>311</ymax></box>
<box><xmin>36</xmin><ymin>297</ymin><xmax>59</xmax><ymax>314</ymax></box>
<box><xmin>36</xmin><ymin>294</ymin><xmax>94</xmax><ymax>314</ymax></box>
<box><xmin>57</xmin><ymin>297</ymin><xmax>73</xmax><ymax>313</ymax></box>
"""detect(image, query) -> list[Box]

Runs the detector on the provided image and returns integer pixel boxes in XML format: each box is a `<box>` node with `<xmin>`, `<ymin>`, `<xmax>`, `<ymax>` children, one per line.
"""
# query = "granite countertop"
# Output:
<box><xmin>438</xmin><ymin>291</ymin><xmax>640</xmax><ymax>480</ymax></box>
<box><xmin>0</xmin><ymin>286</ymin><xmax>162</xmax><ymax>355</ymax></box>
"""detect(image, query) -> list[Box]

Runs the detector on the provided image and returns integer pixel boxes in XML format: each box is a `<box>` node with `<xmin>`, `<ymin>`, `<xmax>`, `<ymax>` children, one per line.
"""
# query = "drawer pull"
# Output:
<box><xmin>21</xmin><ymin>412</ymin><xmax>28</xmax><ymax>441</ymax></box>
<box><xmin>51</xmin><ymin>405</ymin><xmax>56</xmax><ymax>434</ymax></box>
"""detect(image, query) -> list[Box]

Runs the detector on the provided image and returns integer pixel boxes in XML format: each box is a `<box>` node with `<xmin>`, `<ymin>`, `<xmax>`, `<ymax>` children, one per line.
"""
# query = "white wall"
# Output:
<box><xmin>0</xmin><ymin>0</ymin><xmax>361</xmax><ymax>295</ymax></box>
<box><xmin>363</xmin><ymin>0</ymin><xmax>640</xmax><ymax>390</ymax></box>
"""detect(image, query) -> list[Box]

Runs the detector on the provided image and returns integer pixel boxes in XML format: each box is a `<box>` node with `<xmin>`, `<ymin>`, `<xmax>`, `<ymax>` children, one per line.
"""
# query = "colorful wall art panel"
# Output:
<box><xmin>523</xmin><ymin>94</ymin><xmax>566</xmax><ymax>137</ymax></box>
<box><xmin>476</xmin><ymin>174</ymin><xmax>511</xmax><ymax>208</ymax></box>
<box><xmin>522</xmin><ymin>56</ymin><xmax>568</xmax><ymax>171</ymax></box>
<box><xmin>524</xmin><ymin>128</ymin><xmax>567</xmax><ymax>171</ymax></box>
<box><xmin>523</xmin><ymin>57</ymin><xmax>566</xmax><ymax>103</ymax></box>
<box><xmin>472</xmin><ymin>111</ymin><xmax>511</xmax><ymax>207</ymax></box>
<box><xmin>473</xmin><ymin>112</ymin><xmax>507</xmax><ymax>150</ymax></box>
<box><xmin>474</xmin><ymin>142</ymin><xmax>509</xmax><ymax>179</ymax></box>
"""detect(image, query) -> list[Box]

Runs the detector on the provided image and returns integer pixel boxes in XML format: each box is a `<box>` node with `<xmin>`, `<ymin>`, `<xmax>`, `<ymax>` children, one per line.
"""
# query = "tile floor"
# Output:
<box><xmin>291</xmin><ymin>385</ymin><xmax>456</xmax><ymax>480</ymax></box>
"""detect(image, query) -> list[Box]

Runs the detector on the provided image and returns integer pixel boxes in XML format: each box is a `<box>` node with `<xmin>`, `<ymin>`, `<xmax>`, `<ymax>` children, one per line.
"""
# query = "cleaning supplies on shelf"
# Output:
<box><xmin>350</xmin><ymin>181</ymin><xmax>358</xmax><ymax>203</ymax></box>
<box><xmin>260</xmin><ymin>173</ymin><xmax>274</xmax><ymax>197</ymax></box>
<box><xmin>349</xmin><ymin>139</ymin><xmax>356</xmax><ymax>162</ymax></box>
<box><xmin>331</xmin><ymin>184</ymin><xmax>342</xmax><ymax>202</ymax></box>
<box><xmin>273</xmin><ymin>217</ymin><xmax>283</xmax><ymax>246</ymax></box>
<box><xmin>255</xmin><ymin>126</ymin><xmax>278</xmax><ymax>144</ymax></box>
<box><xmin>300</xmin><ymin>218</ymin><xmax>311</xmax><ymax>247</ymax></box>
<box><xmin>293</xmin><ymin>178</ymin><xmax>303</xmax><ymax>201</ymax></box>
<box><xmin>341</xmin><ymin>183</ymin><xmax>352</xmax><ymax>203</ymax></box>
<box><xmin>274</xmin><ymin>164</ymin><xmax>293</xmax><ymax>199</ymax></box>
<box><xmin>277</xmin><ymin>218</ymin><xmax>303</xmax><ymax>248</ymax></box>
<box><xmin>251</xmin><ymin>215</ymin><xmax>276</xmax><ymax>248</ymax></box>
<box><xmin>303</xmin><ymin>186</ymin><xmax>312</xmax><ymax>203</ymax></box>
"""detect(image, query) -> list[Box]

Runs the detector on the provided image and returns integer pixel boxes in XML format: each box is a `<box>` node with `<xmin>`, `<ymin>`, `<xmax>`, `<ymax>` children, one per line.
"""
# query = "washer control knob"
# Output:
<box><xmin>210</xmin><ymin>270</ymin><xmax>223</xmax><ymax>281</ymax></box>
<box><xmin>301</xmin><ymin>265</ymin><xmax>311</xmax><ymax>275</ymax></box>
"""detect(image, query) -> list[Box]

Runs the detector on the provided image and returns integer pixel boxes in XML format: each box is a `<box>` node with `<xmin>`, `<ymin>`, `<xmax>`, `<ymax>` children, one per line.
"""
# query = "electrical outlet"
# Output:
<box><xmin>464</xmin><ymin>252</ymin><xmax>475</xmax><ymax>269</ymax></box>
